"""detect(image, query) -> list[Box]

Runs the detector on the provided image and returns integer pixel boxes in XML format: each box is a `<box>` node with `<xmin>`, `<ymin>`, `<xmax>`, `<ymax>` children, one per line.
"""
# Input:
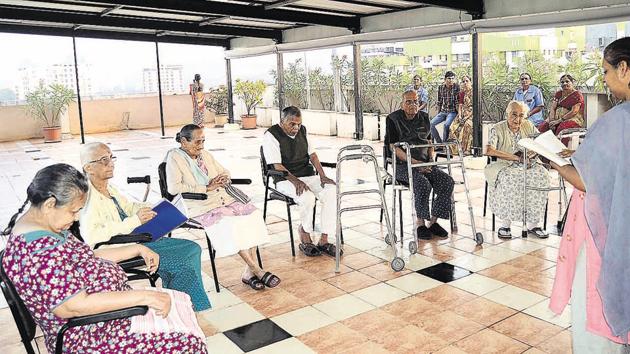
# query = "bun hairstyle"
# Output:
<box><xmin>2</xmin><ymin>163</ymin><xmax>89</xmax><ymax>235</ymax></box>
<box><xmin>175</xmin><ymin>124</ymin><xmax>202</xmax><ymax>144</ymax></box>
<box><xmin>604</xmin><ymin>37</ymin><xmax>630</xmax><ymax>88</ymax></box>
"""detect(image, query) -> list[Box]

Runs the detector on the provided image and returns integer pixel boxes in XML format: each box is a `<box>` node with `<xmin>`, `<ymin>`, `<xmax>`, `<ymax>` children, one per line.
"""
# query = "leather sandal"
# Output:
<box><xmin>260</xmin><ymin>272</ymin><xmax>281</xmax><ymax>288</ymax></box>
<box><xmin>242</xmin><ymin>276</ymin><xmax>264</xmax><ymax>291</ymax></box>
<box><xmin>299</xmin><ymin>242</ymin><xmax>322</xmax><ymax>257</ymax></box>
<box><xmin>317</xmin><ymin>243</ymin><xmax>343</xmax><ymax>257</ymax></box>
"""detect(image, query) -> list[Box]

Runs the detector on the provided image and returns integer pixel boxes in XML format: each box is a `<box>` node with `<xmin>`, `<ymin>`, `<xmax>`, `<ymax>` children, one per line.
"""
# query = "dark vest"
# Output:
<box><xmin>267</xmin><ymin>124</ymin><xmax>314</xmax><ymax>183</ymax></box>
<box><xmin>389</xmin><ymin>110</ymin><xmax>431</xmax><ymax>163</ymax></box>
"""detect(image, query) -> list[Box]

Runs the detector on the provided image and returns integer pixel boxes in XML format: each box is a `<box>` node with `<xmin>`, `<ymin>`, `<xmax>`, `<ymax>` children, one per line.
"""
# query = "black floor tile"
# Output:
<box><xmin>417</xmin><ymin>262</ymin><xmax>472</xmax><ymax>283</ymax></box>
<box><xmin>223</xmin><ymin>319</ymin><xmax>292</xmax><ymax>352</ymax></box>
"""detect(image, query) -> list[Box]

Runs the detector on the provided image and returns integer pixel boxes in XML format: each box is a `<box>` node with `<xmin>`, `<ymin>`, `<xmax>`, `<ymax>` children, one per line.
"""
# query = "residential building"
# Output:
<box><xmin>15</xmin><ymin>63</ymin><xmax>93</xmax><ymax>101</ymax></box>
<box><xmin>143</xmin><ymin>64</ymin><xmax>185</xmax><ymax>93</ymax></box>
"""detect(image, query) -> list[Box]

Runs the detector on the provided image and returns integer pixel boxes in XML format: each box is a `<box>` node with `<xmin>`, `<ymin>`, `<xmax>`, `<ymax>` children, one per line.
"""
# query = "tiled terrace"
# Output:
<box><xmin>0</xmin><ymin>126</ymin><xmax>572</xmax><ymax>353</ymax></box>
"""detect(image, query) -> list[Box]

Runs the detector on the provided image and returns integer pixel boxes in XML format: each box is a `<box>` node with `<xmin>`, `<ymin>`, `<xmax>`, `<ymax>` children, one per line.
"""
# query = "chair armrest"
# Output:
<box><xmin>181</xmin><ymin>193</ymin><xmax>208</xmax><ymax>200</ymax></box>
<box><xmin>320</xmin><ymin>162</ymin><xmax>337</xmax><ymax>168</ymax></box>
<box><xmin>94</xmin><ymin>233</ymin><xmax>153</xmax><ymax>249</ymax></box>
<box><xmin>57</xmin><ymin>306</ymin><xmax>148</xmax><ymax>353</ymax></box>
<box><xmin>127</xmin><ymin>175</ymin><xmax>151</xmax><ymax>184</ymax></box>
<box><xmin>231</xmin><ymin>178</ymin><xmax>252</xmax><ymax>185</ymax></box>
<box><xmin>265</xmin><ymin>169</ymin><xmax>288</xmax><ymax>178</ymax></box>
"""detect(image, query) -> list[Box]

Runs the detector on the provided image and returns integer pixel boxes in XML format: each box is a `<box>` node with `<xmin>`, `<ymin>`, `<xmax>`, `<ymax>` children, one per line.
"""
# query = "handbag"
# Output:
<box><xmin>225</xmin><ymin>184</ymin><xmax>251</xmax><ymax>204</ymax></box>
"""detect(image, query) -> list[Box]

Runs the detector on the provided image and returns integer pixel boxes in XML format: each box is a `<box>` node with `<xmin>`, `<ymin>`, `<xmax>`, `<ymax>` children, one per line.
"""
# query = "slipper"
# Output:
<box><xmin>429</xmin><ymin>223</ymin><xmax>449</xmax><ymax>238</ymax></box>
<box><xmin>299</xmin><ymin>242</ymin><xmax>322</xmax><ymax>257</ymax></box>
<box><xmin>317</xmin><ymin>243</ymin><xmax>343</xmax><ymax>257</ymax></box>
<box><xmin>528</xmin><ymin>227</ymin><xmax>549</xmax><ymax>239</ymax></box>
<box><xmin>242</xmin><ymin>276</ymin><xmax>264</xmax><ymax>291</ymax></box>
<box><xmin>260</xmin><ymin>272</ymin><xmax>281</xmax><ymax>288</ymax></box>
<box><xmin>498</xmin><ymin>227</ymin><xmax>512</xmax><ymax>239</ymax></box>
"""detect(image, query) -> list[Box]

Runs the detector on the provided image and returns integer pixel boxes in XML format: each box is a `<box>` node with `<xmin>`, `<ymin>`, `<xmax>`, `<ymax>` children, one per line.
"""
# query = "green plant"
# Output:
<box><xmin>234</xmin><ymin>79</ymin><xmax>266</xmax><ymax>116</ymax></box>
<box><xmin>205</xmin><ymin>85</ymin><xmax>229</xmax><ymax>115</ymax></box>
<box><xmin>308</xmin><ymin>67</ymin><xmax>334</xmax><ymax>111</ymax></box>
<box><xmin>25</xmin><ymin>83</ymin><xmax>75</xmax><ymax>128</ymax></box>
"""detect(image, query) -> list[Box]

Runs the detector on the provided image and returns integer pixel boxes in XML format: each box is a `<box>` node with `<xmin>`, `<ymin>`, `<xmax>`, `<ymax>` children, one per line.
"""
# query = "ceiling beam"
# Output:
<box><xmin>32</xmin><ymin>0</ymin><xmax>361</xmax><ymax>31</ymax></box>
<box><xmin>0</xmin><ymin>23</ymin><xmax>230</xmax><ymax>46</ymax></box>
<box><xmin>100</xmin><ymin>5</ymin><xmax>123</xmax><ymax>17</ymax></box>
<box><xmin>410</xmin><ymin>0</ymin><xmax>484</xmax><ymax>19</ymax></box>
<box><xmin>0</xmin><ymin>6</ymin><xmax>283</xmax><ymax>40</ymax></box>
<box><xmin>322</xmin><ymin>0</ymin><xmax>404</xmax><ymax>10</ymax></box>
<box><xmin>264</xmin><ymin>0</ymin><xmax>301</xmax><ymax>10</ymax></box>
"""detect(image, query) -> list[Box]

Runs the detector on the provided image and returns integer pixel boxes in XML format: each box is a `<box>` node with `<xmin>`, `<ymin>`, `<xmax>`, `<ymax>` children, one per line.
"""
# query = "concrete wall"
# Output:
<box><xmin>0</xmin><ymin>94</ymin><xmax>217</xmax><ymax>141</ymax></box>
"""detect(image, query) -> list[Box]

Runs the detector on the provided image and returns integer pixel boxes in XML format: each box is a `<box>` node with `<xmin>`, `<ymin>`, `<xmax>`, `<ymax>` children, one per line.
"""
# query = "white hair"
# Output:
<box><xmin>79</xmin><ymin>142</ymin><xmax>109</xmax><ymax>169</ymax></box>
<box><xmin>505</xmin><ymin>100</ymin><xmax>530</xmax><ymax>118</ymax></box>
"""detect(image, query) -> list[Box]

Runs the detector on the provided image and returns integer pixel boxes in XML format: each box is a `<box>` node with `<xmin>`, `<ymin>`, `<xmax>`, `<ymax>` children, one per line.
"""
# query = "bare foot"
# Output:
<box><xmin>299</xmin><ymin>225</ymin><xmax>313</xmax><ymax>244</ymax></box>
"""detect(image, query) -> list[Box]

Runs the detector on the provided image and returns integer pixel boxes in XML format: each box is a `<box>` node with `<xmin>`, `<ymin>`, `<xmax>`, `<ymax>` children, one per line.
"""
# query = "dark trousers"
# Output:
<box><xmin>396</xmin><ymin>165</ymin><xmax>454</xmax><ymax>220</ymax></box>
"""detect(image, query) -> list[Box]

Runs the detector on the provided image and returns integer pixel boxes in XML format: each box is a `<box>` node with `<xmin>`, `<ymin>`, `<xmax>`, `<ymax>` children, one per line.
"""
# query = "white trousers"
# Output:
<box><xmin>275</xmin><ymin>175</ymin><xmax>337</xmax><ymax>236</ymax></box>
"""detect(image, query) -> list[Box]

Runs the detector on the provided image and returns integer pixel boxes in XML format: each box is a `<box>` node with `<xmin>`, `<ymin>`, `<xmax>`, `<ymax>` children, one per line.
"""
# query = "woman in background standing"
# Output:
<box><xmin>190</xmin><ymin>74</ymin><xmax>206</xmax><ymax>127</ymax></box>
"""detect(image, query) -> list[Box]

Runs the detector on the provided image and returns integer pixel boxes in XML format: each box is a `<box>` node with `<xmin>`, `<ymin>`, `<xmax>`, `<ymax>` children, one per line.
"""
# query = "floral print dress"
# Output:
<box><xmin>2</xmin><ymin>230</ymin><xmax>208</xmax><ymax>354</ymax></box>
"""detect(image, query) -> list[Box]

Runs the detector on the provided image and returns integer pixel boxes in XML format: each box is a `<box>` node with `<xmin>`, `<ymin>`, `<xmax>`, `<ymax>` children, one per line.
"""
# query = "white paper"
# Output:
<box><xmin>518</xmin><ymin>131</ymin><xmax>570</xmax><ymax>167</ymax></box>
<box><xmin>171</xmin><ymin>194</ymin><xmax>189</xmax><ymax>217</ymax></box>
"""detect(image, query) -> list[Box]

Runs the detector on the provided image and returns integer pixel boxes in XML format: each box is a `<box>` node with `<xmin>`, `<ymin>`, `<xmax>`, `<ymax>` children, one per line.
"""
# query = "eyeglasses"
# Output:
<box><xmin>88</xmin><ymin>155</ymin><xmax>117</xmax><ymax>166</ymax></box>
<box><xmin>404</xmin><ymin>99</ymin><xmax>419</xmax><ymax>105</ymax></box>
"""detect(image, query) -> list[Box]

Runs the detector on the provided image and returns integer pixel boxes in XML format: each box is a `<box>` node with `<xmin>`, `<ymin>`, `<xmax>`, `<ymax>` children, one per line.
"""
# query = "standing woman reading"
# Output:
<box><xmin>549</xmin><ymin>37</ymin><xmax>630</xmax><ymax>353</ymax></box>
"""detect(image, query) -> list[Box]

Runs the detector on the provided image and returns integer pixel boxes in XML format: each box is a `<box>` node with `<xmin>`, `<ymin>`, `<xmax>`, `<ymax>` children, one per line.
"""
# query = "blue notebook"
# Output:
<box><xmin>132</xmin><ymin>195</ymin><xmax>189</xmax><ymax>241</ymax></box>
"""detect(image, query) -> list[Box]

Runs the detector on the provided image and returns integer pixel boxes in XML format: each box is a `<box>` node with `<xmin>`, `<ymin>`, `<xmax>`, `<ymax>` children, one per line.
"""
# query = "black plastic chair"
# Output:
<box><xmin>69</xmin><ymin>221</ymin><xmax>160</xmax><ymax>287</ymax></box>
<box><xmin>158</xmin><ymin>161</ymin><xmax>261</xmax><ymax>293</ymax></box>
<box><xmin>259</xmin><ymin>147</ymin><xmax>340</xmax><ymax>257</ymax></box>
<box><xmin>0</xmin><ymin>250</ymin><xmax>148</xmax><ymax>354</ymax></box>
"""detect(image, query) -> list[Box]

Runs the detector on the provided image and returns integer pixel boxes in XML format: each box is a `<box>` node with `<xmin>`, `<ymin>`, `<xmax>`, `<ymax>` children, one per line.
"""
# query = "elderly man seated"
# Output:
<box><xmin>385</xmin><ymin>89</ymin><xmax>455</xmax><ymax>240</ymax></box>
<box><xmin>485</xmin><ymin>100</ymin><xmax>550</xmax><ymax>238</ymax></box>
<box><xmin>79</xmin><ymin>142</ymin><xmax>211</xmax><ymax>312</ymax></box>
<box><xmin>262</xmin><ymin>106</ymin><xmax>339</xmax><ymax>257</ymax></box>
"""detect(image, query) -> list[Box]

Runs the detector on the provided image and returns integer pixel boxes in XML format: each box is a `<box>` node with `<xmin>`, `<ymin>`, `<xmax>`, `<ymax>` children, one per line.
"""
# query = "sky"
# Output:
<box><xmin>0</xmin><ymin>32</ymin><xmax>355</xmax><ymax>97</ymax></box>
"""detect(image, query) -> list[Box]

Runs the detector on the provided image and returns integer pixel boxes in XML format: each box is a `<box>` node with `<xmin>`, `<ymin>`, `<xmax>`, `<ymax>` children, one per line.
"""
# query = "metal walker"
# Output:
<box><xmin>334</xmin><ymin>145</ymin><xmax>404</xmax><ymax>273</ymax></box>
<box><xmin>391</xmin><ymin>141</ymin><xmax>484</xmax><ymax>255</ymax></box>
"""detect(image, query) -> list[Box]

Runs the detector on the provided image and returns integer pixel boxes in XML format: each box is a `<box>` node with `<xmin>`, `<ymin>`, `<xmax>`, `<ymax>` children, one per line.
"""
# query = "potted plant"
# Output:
<box><xmin>205</xmin><ymin>85</ymin><xmax>229</xmax><ymax>126</ymax></box>
<box><xmin>234</xmin><ymin>79</ymin><xmax>266</xmax><ymax>129</ymax></box>
<box><xmin>25</xmin><ymin>83</ymin><xmax>75</xmax><ymax>142</ymax></box>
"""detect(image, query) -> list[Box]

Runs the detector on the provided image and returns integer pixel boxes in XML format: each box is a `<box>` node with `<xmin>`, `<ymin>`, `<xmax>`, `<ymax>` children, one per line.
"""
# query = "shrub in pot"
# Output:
<box><xmin>234</xmin><ymin>79</ymin><xmax>265</xmax><ymax>129</ymax></box>
<box><xmin>205</xmin><ymin>85</ymin><xmax>229</xmax><ymax>126</ymax></box>
<box><xmin>25</xmin><ymin>83</ymin><xmax>75</xmax><ymax>142</ymax></box>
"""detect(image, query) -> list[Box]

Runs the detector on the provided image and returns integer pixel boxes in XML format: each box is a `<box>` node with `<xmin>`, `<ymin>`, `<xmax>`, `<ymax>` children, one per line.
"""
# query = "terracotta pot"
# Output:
<box><xmin>241</xmin><ymin>114</ymin><xmax>257</xmax><ymax>129</ymax></box>
<box><xmin>42</xmin><ymin>126</ymin><xmax>62</xmax><ymax>143</ymax></box>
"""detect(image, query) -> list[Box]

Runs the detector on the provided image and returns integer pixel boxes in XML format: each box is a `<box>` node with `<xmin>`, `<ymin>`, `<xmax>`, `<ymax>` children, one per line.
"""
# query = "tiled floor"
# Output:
<box><xmin>0</xmin><ymin>126</ymin><xmax>573</xmax><ymax>353</ymax></box>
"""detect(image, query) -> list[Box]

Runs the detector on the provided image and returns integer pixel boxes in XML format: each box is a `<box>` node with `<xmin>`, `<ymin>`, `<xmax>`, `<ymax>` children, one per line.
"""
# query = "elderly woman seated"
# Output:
<box><xmin>1</xmin><ymin>164</ymin><xmax>207</xmax><ymax>354</ymax></box>
<box><xmin>78</xmin><ymin>142</ymin><xmax>211</xmax><ymax>312</ymax></box>
<box><xmin>164</xmin><ymin>124</ymin><xmax>280</xmax><ymax>290</ymax></box>
<box><xmin>485</xmin><ymin>100</ymin><xmax>550</xmax><ymax>239</ymax></box>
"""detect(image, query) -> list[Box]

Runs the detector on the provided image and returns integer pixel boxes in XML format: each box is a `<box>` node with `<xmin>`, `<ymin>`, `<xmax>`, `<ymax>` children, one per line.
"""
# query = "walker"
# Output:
<box><xmin>391</xmin><ymin>141</ymin><xmax>483</xmax><ymax>255</ymax></box>
<box><xmin>334</xmin><ymin>145</ymin><xmax>404</xmax><ymax>273</ymax></box>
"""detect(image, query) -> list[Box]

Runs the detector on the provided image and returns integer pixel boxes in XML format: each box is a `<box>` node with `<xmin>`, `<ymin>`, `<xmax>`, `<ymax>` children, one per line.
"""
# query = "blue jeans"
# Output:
<box><xmin>430</xmin><ymin>111</ymin><xmax>457</xmax><ymax>143</ymax></box>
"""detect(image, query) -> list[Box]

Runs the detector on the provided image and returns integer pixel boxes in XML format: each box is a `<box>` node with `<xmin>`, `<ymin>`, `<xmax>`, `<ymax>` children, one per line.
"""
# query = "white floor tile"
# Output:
<box><xmin>386</xmin><ymin>273</ymin><xmax>443</xmax><ymax>294</ymax></box>
<box><xmin>271</xmin><ymin>306</ymin><xmax>336</xmax><ymax>336</ymax></box>
<box><xmin>524</xmin><ymin>299</ymin><xmax>571</xmax><ymax>328</ymax></box>
<box><xmin>205</xmin><ymin>333</ymin><xmax>245</xmax><ymax>354</ymax></box>
<box><xmin>351</xmin><ymin>283</ymin><xmax>410</xmax><ymax>307</ymax></box>
<box><xmin>483</xmin><ymin>285</ymin><xmax>546</xmax><ymax>311</ymax></box>
<box><xmin>313</xmin><ymin>294</ymin><xmax>375</xmax><ymax>321</ymax></box>
<box><xmin>249</xmin><ymin>338</ymin><xmax>316</xmax><ymax>354</ymax></box>
<box><xmin>449</xmin><ymin>273</ymin><xmax>509</xmax><ymax>296</ymax></box>
<box><xmin>201</xmin><ymin>303</ymin><xmax>265</xmax><ymax>332</ymax></box>
<box><xmin>448</xmin><ymin>254</ymin><xmax>502</xmax><ymax>272</ymax></box>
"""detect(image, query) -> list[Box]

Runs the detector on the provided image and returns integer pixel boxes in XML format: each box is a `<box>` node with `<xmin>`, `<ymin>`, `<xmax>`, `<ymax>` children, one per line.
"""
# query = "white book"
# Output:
<box><xmin>517</xmin><ymin>130</ymin><xmax>570</xmax><ymax>167</ymax></box>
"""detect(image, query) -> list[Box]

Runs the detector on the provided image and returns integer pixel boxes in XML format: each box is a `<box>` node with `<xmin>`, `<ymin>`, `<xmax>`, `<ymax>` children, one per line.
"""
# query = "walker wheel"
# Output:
<box><xmin>408</xmin><ymin>241</ymin><xmax>418</xmax><ymax>255</ymax></box>
<box><xmin>391</xmin><ymin>257</ymin><xmax>405</xmax><ymax>272</ymax></box>
<box><xmin>384</xmin><ymin>234</ymin><xmax>396</xmax><ymax>246</ymax></box>
<box><xmin>475</xmin><ymin>232</ymin><xmax>484</xmax><ymax>245</ymax></box>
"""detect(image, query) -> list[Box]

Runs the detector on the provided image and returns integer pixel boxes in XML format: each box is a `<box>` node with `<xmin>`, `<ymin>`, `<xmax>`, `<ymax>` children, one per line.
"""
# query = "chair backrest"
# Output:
<box><xmin>382</xmin><ymin>144</ymin><xmax>391</xmax><ymax>170</ymax></box>
<box><xmin>157</xmin><ymin>162</ymin><xmax>175</xmax><ymax>201</ymax></box>
<box><xmin>259</xmin><ymin>146</ymin><xmax>269</xmax><ymax>185</ymax></box>
<box><xmin>0</xmin><ymin>250</ymin><xmax>37</xmax><ymax>354</ymax></box>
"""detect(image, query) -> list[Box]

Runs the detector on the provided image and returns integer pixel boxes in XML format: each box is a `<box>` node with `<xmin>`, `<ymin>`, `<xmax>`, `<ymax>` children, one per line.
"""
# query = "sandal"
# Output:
<box><xmin>497</xmin><ymin>227</ymin><xmax>512</xmax><ymax>239</ymax></box>
<box><xmin>317</xmin><ymin>243</ymin><xmax>343</xmax><ymax>257</ymax></box>
<box><xmin>260</xmin><ymin>272</ymin><xmax>281</xmax><ymax>288</ymax></box>
<box><xmin>242</xmin><ymin>276</ymin><xmax>264</xmax><ymax>291</ymax></box>
<box><xmin>528</xmin><ymin>227</ymin><xmax>549</xmax><ymax>239</ymax></box>
<box><xmin>299</xmin><ymin>242</ymin><xmax>322</xmax><ymax>257</ymax></box>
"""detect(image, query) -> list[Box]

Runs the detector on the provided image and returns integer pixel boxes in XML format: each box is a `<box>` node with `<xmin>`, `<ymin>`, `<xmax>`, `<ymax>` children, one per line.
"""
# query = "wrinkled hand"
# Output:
<box><xmin>136</xmin><ymin>208</ymin><xmax>157</xmax><ymax>224</ymax></box>
<box><xmin>207</xmin><ymin>174</ymin><xmax>229</xmax><ymax>191</ymax></box>
<box><xmin>419</xmin><ymin>166</ymin><xmax>432</xmax><ymax>174</ymax></box>
<box><xmin>558</xmin><ymin>149</ymin><xmax>575</xmax><ymax>158</ymax></box>
<box><xmin>137</xmin><ymin>245</ymin><xmax>159</xmax><ymax>274</ymax></box>
<box><xmin>320</xmin><ymin>175</ymin><xmax>335</xmax><ymax>187</ymax></box>
<box><xmin>291</xmin><ymin>179</ymin><xmax>310</xmax><ymax>196</ymax></box>
<box><xmin>145</xmin><ymin>291</ymin><xmax>171</xmax><ymax>318</ymax></box>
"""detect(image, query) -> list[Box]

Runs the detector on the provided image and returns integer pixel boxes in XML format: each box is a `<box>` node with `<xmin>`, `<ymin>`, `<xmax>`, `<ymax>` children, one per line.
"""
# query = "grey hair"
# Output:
<box><xmin>2</xmin><ymin>164</ymin><xmax>89</xmax><ymax>235</ymax></box>
<box><xmin>402</xmin><ymin>89</ymin><xmax>417</xmax><ymax>98</ymax></box>
<box><xmin>80</xmin><ymin>142</ymin><xmax>109</xmax><ymax>170</ymax></box>
<box><xmin>505</xmin><ymin>100</ymin><xmax>530</xmax><ymax>118</ymax></box>
<box><xmin>281</xmin><ymin>106</ymin><xmax>301</xmax><ymax>123</ymax></box>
